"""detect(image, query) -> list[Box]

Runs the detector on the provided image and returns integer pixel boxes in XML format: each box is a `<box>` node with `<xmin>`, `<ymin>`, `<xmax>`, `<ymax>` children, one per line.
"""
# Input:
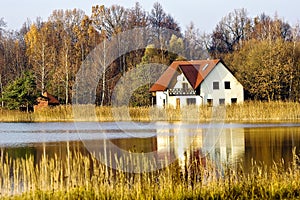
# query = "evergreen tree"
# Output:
<box><xmin>1</xmin><ymin>72</ymin><xmax>37</xmax><ymax>111</ymax></box>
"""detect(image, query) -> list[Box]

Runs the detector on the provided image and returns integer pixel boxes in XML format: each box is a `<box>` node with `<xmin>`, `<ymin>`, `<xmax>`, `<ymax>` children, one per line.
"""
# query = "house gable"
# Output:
<box><xmin>200</xmin><ymin>62</ymin><xmax>244</xmax><ymax>105</ymax></box>
<box><xmin>169</xmin><ymin>71</ymin><xmax>195</xmax><ymax>96</ymax></box>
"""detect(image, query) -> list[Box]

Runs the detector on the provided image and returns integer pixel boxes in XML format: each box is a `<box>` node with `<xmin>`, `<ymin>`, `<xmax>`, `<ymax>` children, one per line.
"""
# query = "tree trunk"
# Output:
<box><xmin>0</xmin><ymin>75</ymin><xmax>3</xmax><ymax>107</ymax></box>
<box><xmin>289</xmin><ymin>73</ymin><xmax>293</xmax><ymax>101</ymax></box>
<box><xmin>101</xmin><ymin>39</ymin><xmax>106</xmax><ymax>106</ymax></box>
<box><xmin>65</xmin><ymin>45</ymin><xmax>69</xmax><ymax>105</ymax></box>
<box><xmin>41</xmin><ymin>44</ymin><xmax>45</xmax><ymax>94</ymax></box>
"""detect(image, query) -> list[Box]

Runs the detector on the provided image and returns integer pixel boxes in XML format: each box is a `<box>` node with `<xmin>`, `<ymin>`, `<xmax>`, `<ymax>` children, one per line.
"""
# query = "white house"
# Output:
<box><xmin>149</xmin><ymin>59</ymin><xmax>243</xmax><ymax>108</ymax></box>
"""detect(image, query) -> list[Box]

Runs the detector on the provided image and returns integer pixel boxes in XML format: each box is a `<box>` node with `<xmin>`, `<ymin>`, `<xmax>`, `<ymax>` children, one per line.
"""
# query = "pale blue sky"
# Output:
<box><xmin>1</xmin><ymin>0</ymin><xmax>300</xmax><ymax>32</ymax></box>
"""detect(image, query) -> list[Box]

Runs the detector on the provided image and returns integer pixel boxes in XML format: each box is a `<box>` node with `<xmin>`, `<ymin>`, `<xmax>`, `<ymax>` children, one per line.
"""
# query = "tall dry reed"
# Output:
<box><xmin>0</xmin><ymin>101</ymin><xmax>299</xmax><ymax>122</ymax></box>
<box><xmin>226</xmin><ymin>101</ymin><xmax>300</xmax><ymax>122</ymax></box>
<box><xmin>0</xmin><ymin>148</ymin><xmax>299</xmax><ymax>199</ymax></box>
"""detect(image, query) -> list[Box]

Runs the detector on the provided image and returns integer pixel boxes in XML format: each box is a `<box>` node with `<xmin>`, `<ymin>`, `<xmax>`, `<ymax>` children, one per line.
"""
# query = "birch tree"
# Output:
<box><xmin>25</xmin><ymin>23</ymin><xmax>55</xmax><ymax>94</ymax></box>
<box><xmin>49</xmin><ymin>9</ymin><xmax>86</xmax><ymax>104</ymax></box>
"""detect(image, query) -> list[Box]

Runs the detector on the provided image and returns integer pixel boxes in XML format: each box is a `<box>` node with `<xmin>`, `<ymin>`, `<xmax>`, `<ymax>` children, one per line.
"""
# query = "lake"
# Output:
<box><xmin>1</xmin><ymin>122</ymin><xmax>300</xmax><ymax>172</ymax></box>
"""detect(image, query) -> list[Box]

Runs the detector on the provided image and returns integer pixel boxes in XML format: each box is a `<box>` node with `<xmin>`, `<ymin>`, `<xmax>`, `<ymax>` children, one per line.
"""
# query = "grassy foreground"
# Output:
<box><xmin>1</xmin><ymin>149</ymin><xmax>300</xmax><ymax>199</ymax></box>
<box><xmin>0</xmin><ymin>101</ymin><xmax>299</xmax><ymax>122</ymax></box>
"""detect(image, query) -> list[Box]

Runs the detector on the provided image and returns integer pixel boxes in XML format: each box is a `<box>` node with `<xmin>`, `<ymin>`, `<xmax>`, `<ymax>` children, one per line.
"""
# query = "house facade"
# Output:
<box><xmin>149</xmin><ymin>59</ymin><xmax>243</xmax><ymax>108</ymax></box>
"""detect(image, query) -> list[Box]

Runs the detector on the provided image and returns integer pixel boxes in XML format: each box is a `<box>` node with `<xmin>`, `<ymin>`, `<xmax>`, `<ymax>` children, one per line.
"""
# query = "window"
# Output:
<box><xmin>225</xmin><ymin>81</ymin><xmax>231</xmax><ymax>89</ymax></box>
<box><xmin>182</xmin><ymin>83</ymin><xmax>188</xmax><ymax>90</ymax></box>
<box><xmin>231</xmin><ymin>98</ymin><xmax>237</xmax><ymax>104</ymax></box>
<box><xmin>213</xmin><ymin>82</ymin><xmax>219</xmax><ymax>90</ymax></box>
<box><xmin>219</xmin><ymin>98</ymin><xmax>225</xmax><ymax>105</ymax></box>
<box><xmin>187</xmin><ymin>98</ymin><xmax>196</xmax><ymax>105</ymax></box>
<box><xmin>207</xmin><ymin>99</ymin><xmax>213</xmax><ymax>106</ymax></box>
<box><xmin>152</xmin><ymin>96</ymin><xmax>156</xmax><ymax>106</ymax></box>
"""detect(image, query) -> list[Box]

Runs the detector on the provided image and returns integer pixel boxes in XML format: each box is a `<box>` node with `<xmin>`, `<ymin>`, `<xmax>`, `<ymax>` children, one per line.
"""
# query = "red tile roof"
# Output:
<box><xmin>149</xmin><ymin>59</ymin><xmax>220</xmax><ymax>92</ymax></box>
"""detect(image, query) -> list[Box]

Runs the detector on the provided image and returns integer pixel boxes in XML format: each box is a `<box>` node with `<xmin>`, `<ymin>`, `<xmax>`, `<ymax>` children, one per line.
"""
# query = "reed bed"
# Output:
<box><xmin>0</xmin><ymin>109</ymin><xmax>34</xmax><ymax>122</ymax></box>
<box><xmin>0</xmin><ymin>101</ymin><xmax>299</xmax><ymax>122</ymax></box>
<box><xmin>0</xmin><ymin>149</ymin><xmax>300</xmax><ymax>199</ymax></box>
<box><xmin>226</xmin><ymin>101</ymin><xmax>300</xmax><ymax>122</ymax></box>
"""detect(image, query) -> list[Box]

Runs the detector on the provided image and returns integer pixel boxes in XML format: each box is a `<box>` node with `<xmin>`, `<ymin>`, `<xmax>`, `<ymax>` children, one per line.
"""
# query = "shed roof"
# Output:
<box><xmin>42</xmin><ymin>92</ymin><xmax>60</xmax><ymax>105</ymax></box>
<box><xmin>149</xmin><ymin>59</ymin><xmax>220</xmax><ymax>92</ymax></box>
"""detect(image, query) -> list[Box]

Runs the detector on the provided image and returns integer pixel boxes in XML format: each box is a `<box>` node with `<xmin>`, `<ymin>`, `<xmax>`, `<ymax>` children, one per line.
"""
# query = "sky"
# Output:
<box><xmin>1</xmin><ymin>0</ymin><xmax>300</xmax><ymax>33</ymax></box>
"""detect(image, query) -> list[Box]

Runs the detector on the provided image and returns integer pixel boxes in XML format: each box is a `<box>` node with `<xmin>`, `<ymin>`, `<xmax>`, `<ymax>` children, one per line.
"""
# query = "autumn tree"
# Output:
<box><xmin>0</xmin><ymin>24</ymin><xmax>28</xmax><ymax>107</ymax></box>
<box><xmin>91</xmin><ymin>5</ymin><xmax>129</xmax><ymax>105</ymax></box>
<box><xmin>227</xmin><ymin>38</ymin><xmax>295</xmax><ymax>101</ymax></box>
<box><xmin>127</xmin><ymin>2</ymin><xmax>148</xmax><ymax>29</ymax></box>
<box><xmin>290</xmin><ymin>24</ymin><xmax>300</xmax><ymax>101</ymax></box>
<box><xmin>183</xmin><ymin>22</ymin><xmax>211</xmax><ymax>60</ymax></box>
<box><xmin>210</xmin><ymin>8</ymin><xmax>251</xmax><ymax>57</ymax></box>
<box><xmin>125</xmin><ymin>2</ymin><xmax>149</xmax><ymax>71</ymax></box>
<box><xmin>0</xmin><ymin>18</ymin><xmax>6</xmax><ymax>107</ymax></box>
<box><xmin>48</xmin><ymin>9</ymin><xmax>87</xmax><ymax>104</ymax></box>
<box><xmin>25</xmin><ymin>22</ymin><xmax>56</xmax><ymax>94</ymax></box>
<box><xmin>149</xmin><ymin>2</ymin><xmax>181</xmax><ymax>40</ymax></box>
<box><xmin>0</xmin><ymin>17</ymin><xmax>6</xmax><ymax>35</ymax></box>
<box><xmin>92</xmin><ymin>4</ymin><xmax>128</xmax><ymax>71</ymax></box>
<box><xmin>168</xmin><ymin>34</ymin><xmax>185</xmax><ymax>61</ymax></box>
<box><xmin>252</xmin><ymin>13</ymin><xmax>292</xmax><ymax>41</ymax></box>
<box><xmin>149</xmin><ymin>2</ymin><xmax>181</xmax><ymax>63</ymax></box>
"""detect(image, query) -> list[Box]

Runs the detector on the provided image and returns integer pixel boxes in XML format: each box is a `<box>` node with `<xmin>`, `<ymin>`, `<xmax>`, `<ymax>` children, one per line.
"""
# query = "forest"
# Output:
<box><xmin>0</xmin><ymin>2</ymin><xmax>299</xmax><ymax>109</ymax></box>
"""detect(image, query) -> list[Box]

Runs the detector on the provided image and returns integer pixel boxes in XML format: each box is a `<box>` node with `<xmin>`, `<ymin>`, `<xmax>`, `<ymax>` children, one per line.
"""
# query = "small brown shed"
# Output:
<box><xmin>34</xmin><ymin>92</ymin><xmax>60</xmax><ymax>111</ymax></box>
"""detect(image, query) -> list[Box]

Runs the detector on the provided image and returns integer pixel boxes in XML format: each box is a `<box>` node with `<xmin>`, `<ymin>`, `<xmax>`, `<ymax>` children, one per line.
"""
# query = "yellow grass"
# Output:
<box><xmin>226</xmin><ymin>101</ymin><xmax>300</xmax><ymax>122</ymax></box>
<box><xmin>0</xmin><ymin>101</ymin><xmax>299</xmax><ymax>122</ymax></box>
<box><xmin>1</xmin><ymin>148</ymin><xmax>300</xmax><ymax>199</ymax></box>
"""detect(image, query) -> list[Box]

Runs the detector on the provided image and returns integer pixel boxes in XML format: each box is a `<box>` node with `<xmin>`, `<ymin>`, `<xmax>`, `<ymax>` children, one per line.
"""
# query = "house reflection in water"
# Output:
<box><xmin>155</xmin><ymin>122</ymin><xmax>203</xmax><ymax>169</ymax></box>
<box><xmin>155</xmin><ymin>122</ymin><xmax>245</xmax><ymax>169</ymax></box>
<box><xmin>202</xmin><ymin>127</ymin><xmax>245</xmax><ymax>167</ymax></box>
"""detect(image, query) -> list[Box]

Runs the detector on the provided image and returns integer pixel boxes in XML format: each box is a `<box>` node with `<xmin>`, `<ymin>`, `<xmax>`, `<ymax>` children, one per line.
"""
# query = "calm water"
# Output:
<box><xmin>1</xmin><ymin>122</ymin><xmax>300</xmax><ymax>171</ymax></box>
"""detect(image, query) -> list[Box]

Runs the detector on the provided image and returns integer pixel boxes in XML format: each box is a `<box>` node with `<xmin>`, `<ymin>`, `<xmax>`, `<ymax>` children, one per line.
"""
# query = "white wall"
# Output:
<box><xmin>200</xmin><ymin>63</ymin><xmax>243</xmax><ymax>106</ymax></box>
<box><xmin>156</xmin><ymin>92</ymin><xmax>202</xmax><ymax>108</ymax></box>
<box><xmin>155</xmin><ymin>91</ymin><xmax>167</xmax><ymax>108</ymax></box>
<box><xmin>168</xmin><ymin>96</ymin><xmax>202</xmax><ymax>108</ymax></box>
